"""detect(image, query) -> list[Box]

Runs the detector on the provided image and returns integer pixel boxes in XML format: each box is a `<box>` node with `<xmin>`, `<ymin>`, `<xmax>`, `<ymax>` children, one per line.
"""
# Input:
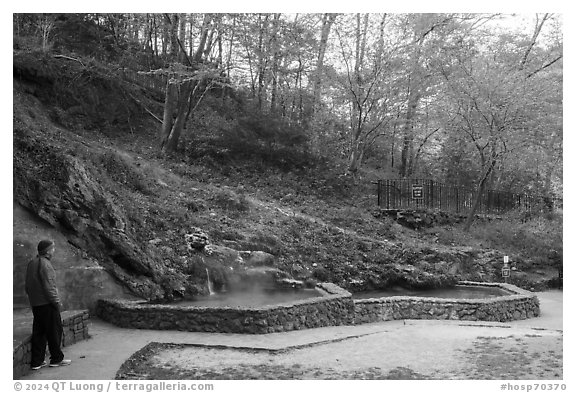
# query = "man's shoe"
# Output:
<box><xmin>31</xmin><ymin>361</ymin><xmax>47</xmax><ymax>370</ymax></box>
<box><xmin>49</xmin><ymin>359</ymin><xmax>72</xmax><ymax>367</ymax></box>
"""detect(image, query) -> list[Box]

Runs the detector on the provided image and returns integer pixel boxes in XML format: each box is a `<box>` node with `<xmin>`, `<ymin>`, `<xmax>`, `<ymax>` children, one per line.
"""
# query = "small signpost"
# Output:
<box><xmin>502</xmin><ymin>256</ymin><xmax>510</xmax><ymax>283</ymax></box>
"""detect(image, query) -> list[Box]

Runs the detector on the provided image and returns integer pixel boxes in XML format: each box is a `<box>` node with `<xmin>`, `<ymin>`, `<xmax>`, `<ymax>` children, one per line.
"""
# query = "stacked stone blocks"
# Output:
<box><xmin>13</xmin><ymin>310</ymin><xmax>90</xmax><ymax>379</ymax></box>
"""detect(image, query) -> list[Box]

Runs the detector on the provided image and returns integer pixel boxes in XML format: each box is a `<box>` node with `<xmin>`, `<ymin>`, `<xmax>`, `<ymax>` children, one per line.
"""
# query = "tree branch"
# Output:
<box><xmin>53</xmin><ymin>55</ymin><xmax>85</xmax><ymax>66</ymax></box>
<box><xmin>527</xmin><ymin>55</ymin><xmax>563</xmax><ymax>78</ymax></box>
<box><xmin>520</xmin><ymin>13</ymin><xmax>551</xmax><ymax>70</ymax></box>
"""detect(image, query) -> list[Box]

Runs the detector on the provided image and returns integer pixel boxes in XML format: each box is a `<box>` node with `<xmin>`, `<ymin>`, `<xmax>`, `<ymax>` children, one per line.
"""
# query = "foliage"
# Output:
<box><xmin>13</xmin><ymin>13</ymin><xmax>562</xmax><ymax>198</ymax></box>
<box><xmin>210</xmin><ymin>189</ymin><xmax>251</xmax><ymax>214</ymax></box>
<box><xmin>13</xmin><ymin>51</ymin><xmax>148</xmax><ymax>135</ymax></box>
<box><xmin>431</xmin><ymin>211</ymin><xmax>562</xmax><ymax>267</ymax></box>
<box><xmin>93</xmin><ymin>150</ymin><xmax>154</xmax><ymax>195</ymax></box>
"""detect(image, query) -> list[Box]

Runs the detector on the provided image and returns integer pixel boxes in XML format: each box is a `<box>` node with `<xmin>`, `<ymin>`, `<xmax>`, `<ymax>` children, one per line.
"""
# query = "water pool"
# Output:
<box><xmin>352</xmin><ymin>284</ymin><xmax>513</xmax><ymax>300</ymax></box>
<box><xmin>152</xmin><ymin>287</ymin><xmax>324</xmax><ymax>308</ymax></box>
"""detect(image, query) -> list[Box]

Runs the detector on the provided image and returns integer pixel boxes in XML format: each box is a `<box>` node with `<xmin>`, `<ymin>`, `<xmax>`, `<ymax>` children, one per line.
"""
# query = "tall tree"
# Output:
<box><xmin>335</xmin><ymin>14</ymin><xmax>401</xmax><ymax>174</ymax></box>
<box><xmin>256</xmin><ymin>14</ymin><xmax>270</xmax><ymax>109</ymax></box>
<box><xmin>439</xmin><ymin>17</ymin><xmax>562</xmax><ymax>229</ymax></box>
<box><xmin>311</xmin><ymin>13</ymin><xmax>337</xmax><ymax>115</ymax></box>
<box><xmin>178</xmin><ymin>13</ymin><xmax>187</xmax><ymax>64</ymax></box>
<box><xmin>158</xmin><ymin>14</ymin><xmax>222</xmax><ymax>154</ymax></box>
<box><xmin>398</xmin><ymin>14</ymin><xmax>460</xmax><ymax>178</ymax></box>
<box><xmin>269</xmin><ymin>13</ymin><xmax>282</xmax><ymax>113</ymax></box>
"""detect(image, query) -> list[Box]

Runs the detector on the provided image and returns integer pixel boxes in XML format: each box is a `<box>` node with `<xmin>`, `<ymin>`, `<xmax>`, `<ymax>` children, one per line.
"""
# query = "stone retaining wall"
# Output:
<box><xmin>354</xmin><ymin>282</ymin><xmax>540</xmax><ymax>324</ymax></box>
<box><xmin>96</xmin><ymin>283</ymin><xmax>355</xmax><ymax>334</ymax></box>
<box><xmin>96</xmin><ymin>282</ymin><xmax>540</xmax><ymax>335</ymax></box>
<box><xmin>13</xmin><ymin>310</ymin><xmax>90</xmax><ymax>379</ymax></box>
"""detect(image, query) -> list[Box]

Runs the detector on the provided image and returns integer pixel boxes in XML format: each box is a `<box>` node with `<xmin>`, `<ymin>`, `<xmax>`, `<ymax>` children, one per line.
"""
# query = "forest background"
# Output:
<box><xmin>8</xmin><ymin>10</ymin><xmax>567</xmax><ymax>304</ymax></box>
<box><xmin>14</xmin><ymin>12</ymin><xmax>564</xmax><ymax>197</ymax></box>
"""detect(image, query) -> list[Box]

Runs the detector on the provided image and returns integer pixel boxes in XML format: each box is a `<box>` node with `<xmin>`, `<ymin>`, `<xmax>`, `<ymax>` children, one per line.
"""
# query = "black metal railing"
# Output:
<box><xmin>376</xmin><ymin>179</ymin><xmax>562</xmax><ymax>214</ymax></box>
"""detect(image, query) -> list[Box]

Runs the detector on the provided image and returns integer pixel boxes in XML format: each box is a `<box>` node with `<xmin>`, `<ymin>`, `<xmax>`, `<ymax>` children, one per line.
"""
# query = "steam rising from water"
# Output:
<box><xmin>175</xmin><ymin>286</ymin><xmax>321</xmax><ymax>308</ymax></box>
<box><xmin>205</xmin><ymin>268</ymin><xmax>215</xmax><ymax>296</ymax></box>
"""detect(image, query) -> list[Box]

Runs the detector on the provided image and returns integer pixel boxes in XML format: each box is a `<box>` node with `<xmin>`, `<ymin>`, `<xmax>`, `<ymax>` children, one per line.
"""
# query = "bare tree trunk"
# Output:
<box><xmin>161</xmin><ymin>16</ymin><xmax>168</xmax><ymax>56</ymax></box>
<box><xmin>348</xmin><ymin>141</ymin><xmax>365</xmax><ymax>174</ymax></box>
<box><xmin>188</xmin><ymin>14</ymin><xmax>196</xmax><ymax>57</ymax></box>
<box><xmin>520</xmin><ymin>13</ymin><xmax>550</xmax><ymax>70</ymax></box>
<box><xmin>153</xmin><ymin>14</ymin><xmax>159</xmax><ymax>57</ymax></box>
<box><xmin>400</xmin><ymin>75</ymin><xmax>421</xmax><ymax>177</ymax></box>
<box><xmin>162</xmin><ymin>98</ymin><xmax>188</xmax><ymax>153</ymax></box>
<box><xmin>464</xmin><ymin>155</ymin><xmax>497</xmax><ymax>231</ymax></box>
<box><xmin>270</xmin><ymin>13</ymin><xmax>281</xmax><ymax>113</ymax></box>
<box><xmin>168</xmin><ymin>13</ymin><xmax>179</xmax><ymax>58</ymax></box>
<box><xmin>39</xmin><ymin>14</ymin><xmax>55</xmax><ymax>52</ymax></box>
<box><xmin>193</xmin><ymin>14</ymin><xmax>211</xmax><ymax>63</ymax></box>
<box><xmin>291</xmin><ymin>61</ymin><xmax>301</xmax><ymax>121</ymax></box>
<box><xmin>347</xmin><ymin>14</ymin><xmax>369</xmax><ymax>175</ymax></box>
<box><xmin>376</xmin><ymin>14</ymin><xmax>387</xmax><ymax>69</ymax></box>
<box><xmin>226</xmin><ymin>15</ymin><xmax>237</xmax><ymax>79</ymax></box>
<box><xmin>464</xmin><ymin>169</ymin><xmax>490</xmax><ymax>231</ymax></box>
<box><xmin>160</xmin><ymin>80</ymin><xmax>176</xmax><ymax>148</ymax></box>
<box><xmin>158</xmin><ymin>14</ymin><xmax>215</xmax><ymax>154</ymax></box>
<box><xmin>131</xmin><ymin>14</ymin><xmax>140</xmax><ymax>41</ymax></box>
<box><xmin>161</xmin><ymin>81</ymin><xmax>194</xmax><ymax>153</ymax></box>
<box><xmin>257</xmin><ymin>14</ymin><xmax>270</xmax><ymax>110</ymax></box>
<box><xmin>312</xmin><ymin>13</ymin><xmax>337</xmax><ymax>115</ymax></box>
<box><xmin>144</xmin><ymin>14</ymin><xmax>152</xmax><ymax>52</ymax></box>
<box><xmin>217</xmin><ymin>31</ymin><xmax>223</xmax><ymax>68</ymax></box>
<box><xmin>178</xmin><ymin>14</ymin><xmax>187</xmax><ymax>64</ymax></box>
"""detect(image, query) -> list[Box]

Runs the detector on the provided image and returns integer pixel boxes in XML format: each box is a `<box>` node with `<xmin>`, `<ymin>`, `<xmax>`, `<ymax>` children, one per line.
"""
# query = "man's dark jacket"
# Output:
<box><xmin>25</xmin><ymin>255</ymin><xmax>60</xmax><ymax>307</ymax></box>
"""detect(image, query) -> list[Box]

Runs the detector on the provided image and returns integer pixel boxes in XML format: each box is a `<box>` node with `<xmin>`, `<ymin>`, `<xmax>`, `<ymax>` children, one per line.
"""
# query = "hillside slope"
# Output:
<box><xmin>12</xmin><ymin>52</ymin><xmax>560</xmax><ymax>308</ymax></box>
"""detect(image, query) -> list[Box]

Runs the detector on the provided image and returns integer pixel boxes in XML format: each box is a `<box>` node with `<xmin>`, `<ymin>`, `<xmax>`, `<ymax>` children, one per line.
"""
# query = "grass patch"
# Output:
<box><xmin>91</xmin><ymin>149</ymin><xmax>155</xmax><ymax>195</ymax></box>
<box><xmin>210</xmin><ymin>188</ymin><xmax>251</xmax><ymax>214</ymax></box>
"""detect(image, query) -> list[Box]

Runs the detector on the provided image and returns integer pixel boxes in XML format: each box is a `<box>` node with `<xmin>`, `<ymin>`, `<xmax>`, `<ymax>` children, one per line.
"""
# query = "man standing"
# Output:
<box><xmin>25</xmin><ymin>240</ymin><xmax>71</xmax><ymax>369</ymax></box>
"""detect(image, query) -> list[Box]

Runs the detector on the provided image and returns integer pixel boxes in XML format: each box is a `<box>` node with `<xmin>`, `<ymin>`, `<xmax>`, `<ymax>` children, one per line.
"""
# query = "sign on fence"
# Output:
<box><xmin>412</xmin><ymin>185</ymin><xmax>423</xmax><ymax>199</ymax></box>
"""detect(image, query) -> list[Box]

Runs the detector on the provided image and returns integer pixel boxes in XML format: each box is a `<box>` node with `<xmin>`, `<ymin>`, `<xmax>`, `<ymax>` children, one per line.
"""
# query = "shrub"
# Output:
<box><xmin>95</xmin><ymin>150</ymin><xmax>153</xmax><ymax>195</ymax></box>
<box><xmin>181</xmin><ymin>98</ymin><xmax>318</xmax><ymax>172</ymax></box>
<box><xmin>210</xmin><ymin>189</ymin><xmax>250</xmax><ymax>213</ymax></box>
<box><xmin>468</xmin><ymin>211</ymin><xmax>562</xmax><ymax>265</ymax></box>
<box><xmin>241</xmin><ymin>232</ymin><xmax>282</xmax><ymax>255</ymax></box>
<box><xmin>312</xmin><ymin>266</ymin><xmax>331</xmax><ymax>282</ymax></box>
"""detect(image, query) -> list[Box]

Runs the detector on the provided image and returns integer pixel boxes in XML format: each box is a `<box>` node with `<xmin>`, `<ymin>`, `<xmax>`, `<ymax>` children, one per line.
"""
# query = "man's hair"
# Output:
<box><xmin>37</xmin><ymin>240</ymin><xmax>54</xmax><ymax>255</ymax></box>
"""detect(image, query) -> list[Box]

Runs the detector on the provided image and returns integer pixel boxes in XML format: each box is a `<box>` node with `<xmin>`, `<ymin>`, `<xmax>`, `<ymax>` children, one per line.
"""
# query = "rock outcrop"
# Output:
<box><xmin>14</xmin><ymin>127</ymin><xmax>165</xmax><ymax>299</ymax></box>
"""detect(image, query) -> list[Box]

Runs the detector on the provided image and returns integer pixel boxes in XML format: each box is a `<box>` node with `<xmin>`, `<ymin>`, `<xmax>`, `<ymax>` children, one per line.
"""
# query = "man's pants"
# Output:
<box><xmin>30</xmin><ymin>304</ymin><xmax>64</xmax><ymax>367</ymax></box>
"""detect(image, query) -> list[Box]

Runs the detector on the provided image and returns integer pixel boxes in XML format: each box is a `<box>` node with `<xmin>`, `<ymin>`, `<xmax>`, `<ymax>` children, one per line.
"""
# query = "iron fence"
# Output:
<box><xmin>376</xmin><ymin>179</ymin><xmax>562</xmax><ymax>214</ymax></box>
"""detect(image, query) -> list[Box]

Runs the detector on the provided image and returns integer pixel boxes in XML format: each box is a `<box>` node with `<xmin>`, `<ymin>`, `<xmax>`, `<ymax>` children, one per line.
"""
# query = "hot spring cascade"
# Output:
<box><xmin>96</xmin><ymin>281</ymin><xmax>540</xmax><ymax>334</ymax></box>
<box><xmin>205</xmin><ymin>268</ymin><xmax>215</xmax><ymax>296</ymax></box>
